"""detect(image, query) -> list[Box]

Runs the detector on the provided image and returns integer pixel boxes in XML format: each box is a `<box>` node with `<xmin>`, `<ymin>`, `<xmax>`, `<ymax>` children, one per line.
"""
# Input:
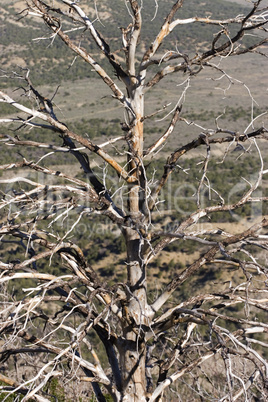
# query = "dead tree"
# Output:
<box><xmin>0</xmin><ymin>1</ymin><xmax>268</xmax><ymax>401</ymax></box>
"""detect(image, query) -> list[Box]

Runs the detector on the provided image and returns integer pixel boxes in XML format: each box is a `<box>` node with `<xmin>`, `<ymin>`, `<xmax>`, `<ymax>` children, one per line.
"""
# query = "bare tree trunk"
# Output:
<box><xmin>121</xmin><ymin>84</ymin><xmax>148</xmax><ymax>400</ymax></box>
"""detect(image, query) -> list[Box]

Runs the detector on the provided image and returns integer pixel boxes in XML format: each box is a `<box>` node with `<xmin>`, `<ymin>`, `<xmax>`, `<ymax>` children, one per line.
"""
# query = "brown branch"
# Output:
<box><xmin>231</xmin><ymin>38</ymin><xmax>268</xmax><ymax>56</ymax></box>
<box><xmin>0</xmin><ymin>90</ymin><xmax>136</xmax><ymax>183</ymax></box>
<box><xmin>199</xmin><ymin>1</ymin><xmax>267</xmax><ymax>61</ymax></box>
<box><xmin>65</xmin><ymin>130</ymin><xmax>136</xmax><ymax>183</ymax></box>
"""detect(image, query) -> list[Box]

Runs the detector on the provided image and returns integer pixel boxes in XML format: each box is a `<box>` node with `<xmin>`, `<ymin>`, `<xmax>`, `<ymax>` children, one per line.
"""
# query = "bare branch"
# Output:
<box><xmin>141</xmin><ymin>0</ymin><xmax>185</xmax><ymax>68</ymax></box>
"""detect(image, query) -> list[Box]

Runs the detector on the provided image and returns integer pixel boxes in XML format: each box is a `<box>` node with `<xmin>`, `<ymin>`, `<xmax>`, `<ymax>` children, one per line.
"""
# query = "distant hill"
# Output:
<box><xmin>0</xmin><ymin>0</ymin><xmax>254</xmax><ymax>87</ymax></box>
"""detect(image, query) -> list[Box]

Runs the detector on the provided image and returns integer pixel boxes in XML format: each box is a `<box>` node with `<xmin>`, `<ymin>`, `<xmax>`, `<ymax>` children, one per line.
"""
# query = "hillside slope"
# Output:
<box><xmin>0</xmin><ymin>0</ymin><xmax>254</xmax><ymax>87</ymax></box>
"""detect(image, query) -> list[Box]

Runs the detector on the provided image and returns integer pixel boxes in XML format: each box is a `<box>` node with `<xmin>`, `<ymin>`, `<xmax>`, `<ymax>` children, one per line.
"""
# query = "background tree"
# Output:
<box><xmin>0</xmin><ymin>0</ymin><xmax>268</xmax><ymax>401</ymax></box>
